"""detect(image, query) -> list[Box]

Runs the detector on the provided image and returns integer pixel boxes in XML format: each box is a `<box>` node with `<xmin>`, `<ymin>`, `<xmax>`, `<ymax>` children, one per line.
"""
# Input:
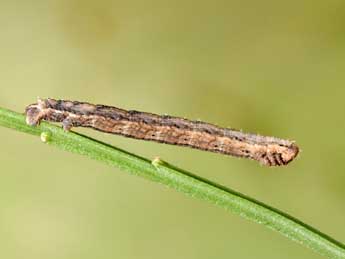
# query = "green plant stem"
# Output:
<box><xmin>1</xmin><ymin>107</ymin><xmax>344</xmax><ymax>259</ymax></box>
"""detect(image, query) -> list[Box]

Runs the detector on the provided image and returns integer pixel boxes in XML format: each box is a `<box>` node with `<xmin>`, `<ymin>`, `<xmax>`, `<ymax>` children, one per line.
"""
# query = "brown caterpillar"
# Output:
<box><xmin>25</xmin><ymin>98</ymin><xmax>299</xmax><ymax>166</ymax></box>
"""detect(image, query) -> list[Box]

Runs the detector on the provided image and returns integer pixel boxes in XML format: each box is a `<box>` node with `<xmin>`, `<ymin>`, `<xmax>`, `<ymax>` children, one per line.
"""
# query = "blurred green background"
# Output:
<box><xmin>1</xmin><ymin>1</ymin><xmax>345</xmax><ymax>258</ymax></box>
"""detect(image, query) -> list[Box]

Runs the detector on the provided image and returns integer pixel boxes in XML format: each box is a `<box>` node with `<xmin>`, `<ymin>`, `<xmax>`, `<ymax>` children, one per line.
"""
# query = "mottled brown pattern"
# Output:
<box><xmin>25</xmin><ymin>98</ymin><xmax>299</xmax><ymax>166</ymax></box>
